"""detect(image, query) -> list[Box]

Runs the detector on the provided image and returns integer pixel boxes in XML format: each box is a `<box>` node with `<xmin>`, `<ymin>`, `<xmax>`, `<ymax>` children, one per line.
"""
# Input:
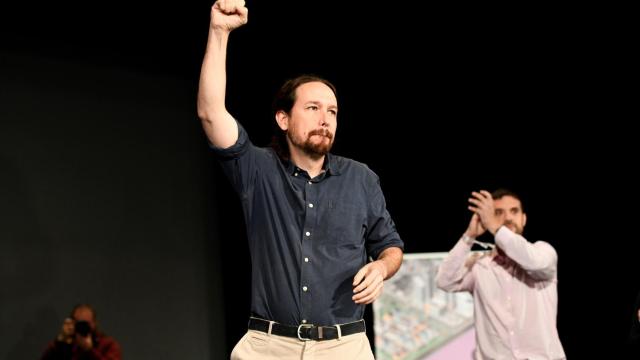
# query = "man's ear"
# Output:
<box><xmin>522</xmin><ymin>213</ymin><xmax>527</xmax><ymax>228</ymax></box>
<box><xmin>275</xmin><ymin>110</ymin><xmax>289</xmax><ymax>131</ymax></box>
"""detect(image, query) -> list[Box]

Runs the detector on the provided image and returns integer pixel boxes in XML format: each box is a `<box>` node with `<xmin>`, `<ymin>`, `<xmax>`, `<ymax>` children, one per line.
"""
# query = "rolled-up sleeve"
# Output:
<box><xmin>494</xmin><ymin>226</ymin><xmax>557</xmax><ymax>280</ymax></box>
<box><xmin>364</xmin><ymin>176</ymin><xmax>404</xmax><ymax>260</ymax></box>
<box><xmin>210</xmin><ymin>121</ymin><xmax>257</xmax><ymax>196</ymax></box>
<box><xmin>436</xmin><ymin>239</ymin><xmax>476</xmax><ymax>292</ymax></box>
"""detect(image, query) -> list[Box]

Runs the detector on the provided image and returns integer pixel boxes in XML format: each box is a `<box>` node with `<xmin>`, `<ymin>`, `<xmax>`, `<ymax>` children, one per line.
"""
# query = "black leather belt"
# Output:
<box><xmin>248</xmin><ymin>317</ymin><xmax>366</xmax><ymax>341</ymax></box>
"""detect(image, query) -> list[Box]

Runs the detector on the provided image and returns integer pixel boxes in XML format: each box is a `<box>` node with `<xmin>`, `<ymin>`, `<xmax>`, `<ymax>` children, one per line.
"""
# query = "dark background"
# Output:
<box><xmin>1</xmin><ymin>1</ymin><xmax>636</xmax><ymax>359</ymax></box>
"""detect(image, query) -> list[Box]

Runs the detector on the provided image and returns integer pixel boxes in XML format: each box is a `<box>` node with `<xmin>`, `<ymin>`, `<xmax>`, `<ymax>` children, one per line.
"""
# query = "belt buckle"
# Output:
<box><xmin>297</xmin><ymin>323</ymin><xmax>314</xmax><ymax>341</ymax></box>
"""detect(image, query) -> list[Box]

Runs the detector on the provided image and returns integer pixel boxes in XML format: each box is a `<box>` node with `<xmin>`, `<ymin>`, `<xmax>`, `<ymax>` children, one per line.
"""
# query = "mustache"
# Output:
<box><xmin>308</xmin><ymin>129</ymin><xmax>333</xmax><ymax>140</ymax></box>
<box><xmin>504</xmin><ymin>221</ymin><xmax>519</xmax><ymax>229</ymax></box>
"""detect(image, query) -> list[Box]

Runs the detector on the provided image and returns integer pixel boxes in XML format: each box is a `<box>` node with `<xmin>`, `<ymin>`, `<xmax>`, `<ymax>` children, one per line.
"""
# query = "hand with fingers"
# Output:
<box><xmin>76</xmin><ymin>334</ymin><xmax>93</xmax><ymax>351</ymax></box>
<box><xmin>465</xmin><ymin>213</ymin><xmax>486</xmax><ymax>239</ymax></box>
<box><xmin>352</xmin><ymin>261</ymin><xmax>387</xmax><ymax>305</ymax></box>
<box><xmin>468</xmin><ymin>190</ymin><xmax>501</xmax><ymax>235</ymax></box>
<box><xmin>211</xmin><ymin>0</ymin><xmax>248</xmax><ymax>32</ymax></box>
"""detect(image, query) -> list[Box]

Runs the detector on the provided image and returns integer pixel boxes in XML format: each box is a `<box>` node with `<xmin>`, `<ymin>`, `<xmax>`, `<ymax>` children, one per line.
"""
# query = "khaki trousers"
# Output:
<box><xmin>230</xmin><ymin>329</ymin><xmax>374</xmax><ymax>360</ymax></box>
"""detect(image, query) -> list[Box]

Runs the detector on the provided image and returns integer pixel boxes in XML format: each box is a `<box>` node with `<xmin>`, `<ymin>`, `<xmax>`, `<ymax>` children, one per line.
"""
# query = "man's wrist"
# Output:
<box><xmin>375</xmin><ymin>260</ymin><xmax>389</xmax><ymax>279</ymax></box>
<box><xmin>462</xmin><ymin>234</ymin><xmax>475</xmax><ymax>246</ymax></box>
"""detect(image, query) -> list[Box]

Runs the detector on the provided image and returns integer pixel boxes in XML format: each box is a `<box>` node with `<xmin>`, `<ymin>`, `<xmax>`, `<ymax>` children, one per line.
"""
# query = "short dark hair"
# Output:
<box><xmin>491</xmin><ymin>188</ymin><xmax>525</xmax><ymax>212</ymax></box>
<box><xmin>70</xmin><ymin>303</ymin><xmax>96</xmax><ymax>321</ymax></box>
<box><xmin>270</xmin><ymin>74</ymin><xmax>337</xmax><ymax>159</ymax></box>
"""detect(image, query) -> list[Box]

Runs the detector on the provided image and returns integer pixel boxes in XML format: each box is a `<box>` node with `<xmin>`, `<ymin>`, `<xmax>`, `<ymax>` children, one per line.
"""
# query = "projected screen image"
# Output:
<box><xmin>373</xmin><ymin>252</ymin><xmax>476</xmax><ymax>360</ymax></box>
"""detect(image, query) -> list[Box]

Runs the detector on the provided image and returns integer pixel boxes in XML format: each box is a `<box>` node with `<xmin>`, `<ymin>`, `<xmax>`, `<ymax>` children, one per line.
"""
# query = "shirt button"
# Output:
<box><xmin>305</xmin><ymin>231</ymin><xmax>311</xmax><ymax>236</ymax></box>
<box><xmin>308</xmin><ymin>203</ymin><xmax>314</xmax><ymax>208</ymax></box>
<box><xmin>304</xmin><ymin>257</ymin><xmax>309</xmax><ymax>262</ymax></box>
<box><xmin>294</xmin><ymin>173</ymin><xmax>298</xmax><ymax>176</ymax></box>
<box><xmin>302</xmin><ymin>319</ymin><xmax>307</xmax><ymax>324</ymax></box>
<box><xmin>303</xmin><ymin>286</ymin><xmax>308</xmax><ymax>292</ymax></box>
<box><xmin>308</xmin><ymin>181</ymin><xmax>312</xmax><ymax>185</ymax></box>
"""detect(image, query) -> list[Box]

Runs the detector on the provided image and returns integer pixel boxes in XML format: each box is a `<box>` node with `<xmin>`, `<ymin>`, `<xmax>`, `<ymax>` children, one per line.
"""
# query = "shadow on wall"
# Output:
<box><xmin>0</xmin><ymin>52</ymin><xmax>227</xmax><ymax>359</ymax></box>
<box><xmin>0</xmin><ymin>155</ymin><xmax>60</xmax><ymax>359</ymax></box>
<box><xmin>6</xmin><ymin>307</ymin><xmax>62</xmax><ymax>360</ymax></box>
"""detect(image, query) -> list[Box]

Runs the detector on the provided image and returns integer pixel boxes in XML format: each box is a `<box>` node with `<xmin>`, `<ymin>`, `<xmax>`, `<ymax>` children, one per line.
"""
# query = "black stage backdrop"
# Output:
<box><xmin>1</xmin><ymin>1</ymin><xmax>635</xmax><ymax>359</ymax></box>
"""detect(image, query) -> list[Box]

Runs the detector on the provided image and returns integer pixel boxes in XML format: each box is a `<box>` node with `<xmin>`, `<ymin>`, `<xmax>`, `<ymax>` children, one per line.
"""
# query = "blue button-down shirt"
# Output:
<box><xmin>213</xmin><ymin>122</ymin><xmax>404</xmax><ymax>326</ymax></box>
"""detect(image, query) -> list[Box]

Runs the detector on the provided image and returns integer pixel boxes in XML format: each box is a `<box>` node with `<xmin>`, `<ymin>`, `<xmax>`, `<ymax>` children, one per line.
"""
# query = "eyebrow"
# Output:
<box><xmin>305</xmin><ymin>101</ymin><xmax>338</xmax><ymax>110</ymax></box>
<box><xmin>496</xmin><ymin>207</ymin><xmax>520</xmax><ymax>212</ymax></box>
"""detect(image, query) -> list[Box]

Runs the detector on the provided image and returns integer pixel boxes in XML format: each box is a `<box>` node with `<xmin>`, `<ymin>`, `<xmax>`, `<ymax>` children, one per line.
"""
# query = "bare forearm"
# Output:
<box><xmin>197</xmin><ymin>28</ymin><xmax>238</xmax><ymax>148</ymax></box>
<box><xmin>377</xmin><ymin>247</ymin><xmax>403</xmax><ymax>280</ymax></box>
<box><xmin>198</xmin><ymin>28</ymin><xmax>228</xmax><ymax>116</ymax></box>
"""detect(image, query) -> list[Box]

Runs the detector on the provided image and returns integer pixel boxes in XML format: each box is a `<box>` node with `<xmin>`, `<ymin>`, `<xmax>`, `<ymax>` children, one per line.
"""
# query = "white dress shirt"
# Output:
<box><xmin>436</xmin><ymin>226</ymin><xmax>566</xmax><ymax>360</ymax></box>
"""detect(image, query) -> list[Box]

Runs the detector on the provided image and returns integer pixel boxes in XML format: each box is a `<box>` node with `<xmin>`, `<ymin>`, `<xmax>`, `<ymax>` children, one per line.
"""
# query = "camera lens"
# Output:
<box><xmin>74</xmin><ymin>321</ymin><xmax>91</xmax><ymax>337</ymax></box>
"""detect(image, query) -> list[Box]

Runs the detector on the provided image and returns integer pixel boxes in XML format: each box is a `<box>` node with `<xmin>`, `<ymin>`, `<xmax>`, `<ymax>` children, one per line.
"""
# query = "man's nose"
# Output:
<box><xmin>319</xmin><ymin>113</ymin><xmax>328</xmax><ymax>127</ymax></box>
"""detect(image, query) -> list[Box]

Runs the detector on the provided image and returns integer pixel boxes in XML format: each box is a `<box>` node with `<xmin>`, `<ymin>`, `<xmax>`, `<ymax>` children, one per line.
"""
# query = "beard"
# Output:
<box><xmin>288</xmin><ymin>128</ymin><xmax>334</xmax><ymax>160</ymax></box>
<box><xmin>504</xmin><ymin>221</ymin><xmax>523</xmax><ymax>234</ymax></box>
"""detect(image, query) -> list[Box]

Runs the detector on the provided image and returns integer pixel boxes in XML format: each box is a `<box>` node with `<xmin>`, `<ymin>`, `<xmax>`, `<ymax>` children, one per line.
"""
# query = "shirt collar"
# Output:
<box><xmin>283</xmin><ymin>153</ymin><xmax>343</xmax><ymax>177</ymax></box>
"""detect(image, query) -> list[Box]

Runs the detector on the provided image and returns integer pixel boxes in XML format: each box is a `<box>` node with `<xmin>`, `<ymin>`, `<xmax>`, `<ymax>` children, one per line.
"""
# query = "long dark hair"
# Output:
<box><xmin>269</xmin><ymin>74</ymin><xmax>337</xmax><ymax>160</ymax></box>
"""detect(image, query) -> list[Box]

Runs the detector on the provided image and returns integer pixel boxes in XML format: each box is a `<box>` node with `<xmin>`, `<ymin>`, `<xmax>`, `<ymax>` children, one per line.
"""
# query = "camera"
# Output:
<box><xmin>74</xmin><ymin>321</ymin><xmax>91</xmax><ymax>337</ymax></box>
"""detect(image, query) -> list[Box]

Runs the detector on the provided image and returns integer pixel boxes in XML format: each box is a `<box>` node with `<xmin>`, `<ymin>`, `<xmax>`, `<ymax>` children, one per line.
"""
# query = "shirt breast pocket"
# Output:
<box><xmin>324</xmin><ymin>199</ymin><xmax>366</xmax><ymax>246</ymax></box>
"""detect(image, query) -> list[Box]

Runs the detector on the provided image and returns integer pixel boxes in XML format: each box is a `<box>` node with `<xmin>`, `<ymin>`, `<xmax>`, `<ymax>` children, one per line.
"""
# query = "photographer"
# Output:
<box><xmin>41</xmin><ymin>304</ymin><xmax>121</xmax><ymax>360</ymax></box>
